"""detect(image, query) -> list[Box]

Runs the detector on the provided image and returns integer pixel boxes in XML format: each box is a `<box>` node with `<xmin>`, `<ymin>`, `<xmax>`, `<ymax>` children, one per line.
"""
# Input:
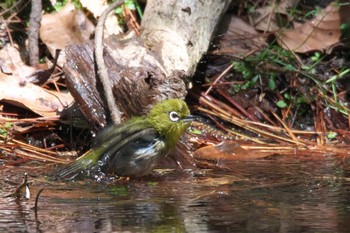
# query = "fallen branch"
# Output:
<box><xmin>28</xmin><ymin>0</ymin><xmax>42</xmax><ymax>66</ymax></box>
<box><xmin>95</xmin><ymin>0</ymin><xmax>125</xmax><ymax>124</ymax></box>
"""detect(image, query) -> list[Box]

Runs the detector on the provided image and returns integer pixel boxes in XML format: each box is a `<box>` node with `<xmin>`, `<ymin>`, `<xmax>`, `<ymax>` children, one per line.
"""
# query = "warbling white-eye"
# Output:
<box><xmin>54</xmin><ymin>99</ymin><xmax>194</xmax><ymax>180</ymax></box>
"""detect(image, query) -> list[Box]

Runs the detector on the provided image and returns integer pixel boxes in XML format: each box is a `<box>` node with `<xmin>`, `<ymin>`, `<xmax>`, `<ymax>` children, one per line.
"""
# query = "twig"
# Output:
<box><xmin>28</xmin><ymin>0</ymin><xmax>42</xmax><ymax>66</ymax></box>
<box><xmin>271</xmin><ymin>111</ymin><xmax>302</xmax><ymax>145</ymax></box>
<box><xmin>33</xmin><ymin>188</ymin><xmax>44</xmax><ymax>211</ymax></box>
<box><xmin>0</xmin><ymin>134</ymin><xmax>68</xmax><ymax>163</ymax></box>
<box><xmin>123</xmin><ymin>5</ymin><xmax>140</xmax><ymax>35</ymax></box>
<box><xmin>0</xmin><ymin>0</ymin><xmax>27</xmax><ymax>17</ymax></box>
<box><xmin>198</xmin><ymin>97</ymin><xmax>309</xmax><ymax>145</ymax></box>
<box><xmin>204</xmin><ymin>63</ymin><xmax>233</xmax><ymax>96</ymax></box>
<box><xmin>95</xmin><ymin>0</ymin><xmax>124</xmax><ymax>124</ymax></box>
<box><xmin>1</xmin><ymin>17</ymin><xmax>14</xmax><ymax>46</ymax></box>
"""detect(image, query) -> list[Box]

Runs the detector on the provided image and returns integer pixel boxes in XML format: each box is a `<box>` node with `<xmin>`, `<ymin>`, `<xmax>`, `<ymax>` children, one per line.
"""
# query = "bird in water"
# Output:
<box><xmin>53</xmin><ymin>99</ymin><xmax>194</xmax><ymax>180</ymax></box>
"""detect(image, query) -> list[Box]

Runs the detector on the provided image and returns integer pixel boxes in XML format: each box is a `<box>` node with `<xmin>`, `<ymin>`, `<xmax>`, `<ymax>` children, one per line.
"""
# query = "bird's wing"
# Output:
<box><xmin>51</xmin><ymin>124</ymin><xmax>158</xmax><ymax>180</ymax></box>
<box><xmin>93</xmin><ymin>119</ymin><xmax>149</xmax><ymax>147</ymax></box>
<box><xmin>100</xmin><ymin>128</ymin><xmax>166</xmax><ymax>176</ymax></box>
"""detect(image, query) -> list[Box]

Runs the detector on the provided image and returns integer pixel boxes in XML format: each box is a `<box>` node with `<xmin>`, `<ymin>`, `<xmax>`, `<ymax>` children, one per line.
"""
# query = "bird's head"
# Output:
<box><xmin>146</xmin><ymin>99</ymin><xmax>194</xmax><ymax>148</ymax></box>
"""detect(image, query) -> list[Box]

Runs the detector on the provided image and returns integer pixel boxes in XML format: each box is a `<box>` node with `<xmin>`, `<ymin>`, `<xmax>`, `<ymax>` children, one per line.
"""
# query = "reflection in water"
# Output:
<box><xmin>1</xmin><ymin>155</ymin><xmax>350</xmax><ymax>232</ymax></box>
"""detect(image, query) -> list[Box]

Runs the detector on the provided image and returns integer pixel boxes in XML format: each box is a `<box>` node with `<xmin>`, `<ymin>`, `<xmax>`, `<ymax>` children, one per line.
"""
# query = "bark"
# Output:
<box><xmin>64</xmin><ymin>0</ymin><xmax>232</xmax><ymax>128</ymax></box>
<box><xmin>28</xmin><ymin>0</ymin><xmax>42</xmax><ymax>66</ymax></box>
<box><xmin>141</xmin><ymin>0</ymin><xmax>231</xmax><ymax>76</ymax></box>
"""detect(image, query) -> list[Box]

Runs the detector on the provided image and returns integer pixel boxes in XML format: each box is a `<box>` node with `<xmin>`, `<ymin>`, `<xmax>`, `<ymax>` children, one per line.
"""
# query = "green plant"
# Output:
<box><xmin>114</xmin><ymin>0</ymin><xmax>143</xmax><ymax>18</ymax></box>
<box><xmin>301</xmin><ymin>52</ymin><xmax>325</xmax><ymax>74</ymax></box>
<box><xmin>0</xmin><ymin>123</ymin><xmax>13</xmax><ymax>136</ymax></box>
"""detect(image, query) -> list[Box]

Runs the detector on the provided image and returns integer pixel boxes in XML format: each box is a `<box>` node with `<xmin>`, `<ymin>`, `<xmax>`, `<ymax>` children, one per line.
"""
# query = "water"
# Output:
<box><xmin>1</xmin><ymin>155</ymin><xmax>350</xmax><ymax>232</ymax></box>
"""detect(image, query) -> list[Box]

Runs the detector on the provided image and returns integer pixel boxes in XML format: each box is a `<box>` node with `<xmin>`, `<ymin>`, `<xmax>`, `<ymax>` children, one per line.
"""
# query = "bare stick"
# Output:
<box><xmin>28</xmin><ymin>0</ymin><xmax>42</xmax><ymax>66</ymax></box>
<box><xmin>95</xmin><ymin>0</ymin><xmax>124</xmax><ymax>124</ymax></box>
<box><xmin>33</xmin><ymin>188</ymin><xmax>44</xmax><ymax>211</ymax></box>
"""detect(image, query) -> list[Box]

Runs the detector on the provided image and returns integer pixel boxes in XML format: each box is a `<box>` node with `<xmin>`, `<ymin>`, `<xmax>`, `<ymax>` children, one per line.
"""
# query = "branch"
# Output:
<box><xmin>28</xmin><ymin>0</ymin><xmax>42</xmax><ymax>66</ymax></box>
<box><xmin>95</xmin><ymin>0</ymin><xmax>124</xmax><ymax>124</ymax></box>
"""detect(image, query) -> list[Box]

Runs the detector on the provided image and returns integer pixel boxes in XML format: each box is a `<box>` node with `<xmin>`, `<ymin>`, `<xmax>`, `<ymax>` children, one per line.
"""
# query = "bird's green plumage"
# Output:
<box><xmin>146</xmin><ymin>99</ymin><xmax>191</xmax><ymax>149</ymax></box>
<box><xmin>53</xmin><ymin>99</ymin><xmax>192</xmax><ymax>180</ymax></box>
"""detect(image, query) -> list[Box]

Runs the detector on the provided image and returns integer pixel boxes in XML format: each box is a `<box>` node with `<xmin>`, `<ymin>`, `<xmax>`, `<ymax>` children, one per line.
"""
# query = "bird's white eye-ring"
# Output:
<box><xmin>169</xmin><ymin>111</ymin><xmax>180</xmax><ymax>122</ymax></box>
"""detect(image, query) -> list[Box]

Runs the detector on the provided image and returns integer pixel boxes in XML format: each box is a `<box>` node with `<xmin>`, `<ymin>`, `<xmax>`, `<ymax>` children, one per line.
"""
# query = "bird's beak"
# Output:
<box><xmin>182</xmin><ymin>114</ymin><xmax>199</xmax><ymax>122</ymax></box>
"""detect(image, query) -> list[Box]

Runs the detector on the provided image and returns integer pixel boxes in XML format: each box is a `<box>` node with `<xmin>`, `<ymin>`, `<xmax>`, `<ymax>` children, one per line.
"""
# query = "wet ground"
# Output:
<box><xmin>1</xmin><ymin>154</ymin><xmax>350</xmax><ymax>232</ymax></box>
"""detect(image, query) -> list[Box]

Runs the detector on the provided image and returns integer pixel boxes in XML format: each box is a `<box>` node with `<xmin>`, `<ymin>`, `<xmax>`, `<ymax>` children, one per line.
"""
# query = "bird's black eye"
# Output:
<box><xmin>169</xmin><ymin>111</ymin><xmax>180</xmax><ymax>122</ymax></box>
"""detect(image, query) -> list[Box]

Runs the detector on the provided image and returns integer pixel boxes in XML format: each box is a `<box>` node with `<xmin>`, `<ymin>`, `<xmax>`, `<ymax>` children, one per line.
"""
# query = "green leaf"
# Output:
<box><xmin>284</xmin><ymin>93</ymin><xmax>291</xmax><ymax>99</ymax></box>
<box><xmin>0</xmin><ymin>122</ymin><xmax>13</xmax><ymax>136</ymax></box>
<box><xmin>340</xmin><ymin>23</ymin><xmax>349</xmax><ymax>30</ymax></box>
<box><xmin>268</xmin><ymin>76</ymin><xmax>276</xmax><ymax>90</ymax></box>
<box><xmin>241</xmin><ymin>75</ymin><xmax>259</xmax><ymax>90</ymax></box>
<box><xmin>109</xmin><ymin>186</ymin><xmax>128</xmax><ymax>196</ymax></box>
<box><xmin>301</xmin><ymin>65</ymin><xmax>310</xmax><ymax>70</ymax></box>
<box><xmin>115</xmin><ymin>6</ymin><xmax>123</xmax><ymax>14</ymax></box>
<box><xmin>232</xmin><ymin>61</ymin><xmax>254</xmax><ymax>79</ymax></box>
<box><xmin>188</xmin><ymin>127</ymin><xmax>202</xmax><ymax>135</ymax></box>
<box><xmin>276</xmin><ymin>100</ymin><xmax>287</xmax><ymax>108</ymax></box>
<box><xmin>327</xmin><ymin>131</ymin><xmax>337</xmax><ymax>139</ymax></box>
<box><xmin>296</xmin><ymin>96</ymin><xmax>306</xmax><ymax>104</ymax></box>
<box><xmin>147</xmin><ymin>182</ymin><xmax>159</xmax><ymax>186</ymax></box>
<box><xmin>125</xmin><ymin>0</ymin><xmax>136</xmax><ymax>10</ymax></box>
<box><xmin>311</xmin><ymin>52</ymin><xmax>321</xmax><ymax>62</ymax></box>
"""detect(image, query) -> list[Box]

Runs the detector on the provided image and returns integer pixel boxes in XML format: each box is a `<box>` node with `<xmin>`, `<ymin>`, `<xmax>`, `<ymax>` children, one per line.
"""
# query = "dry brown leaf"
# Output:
<box><xmin>194</xmin><ymin>141</ymin><xmax>270</xmax><ymax>161</ymax></box>
<box><xmin>0</xmin><ymin>73</ymin><xmax>74</xmax><ymax>116</ymax></box>
<box><xmin>249</xmin><ymin>0</ymin><xmax>298</xmax><ymax>32</ymax></box>
<box><xmin>40</xmin><ymin>3</ymin><xmax>95</xmax><ymax>66</ymax></box>
<box><xmin>80</xmin><ymin>0</ymin><xmax>107</xmax><ymax>18</ymax></box>
<box><xmin>0</xmin><ymin>46</ymin><xmax>25</xmax><ymax>73</ymax></box>
<box><xmin>80</xmin><ymin>0</ymin><xmax>122</xmax><ymax>37</ymax></box>
<box><xmin>276</xmin><ymin>3</ymin><xmax>343</xmax><ymax>53</ymax></box>
<box><xmin>0</xmin><ymin>45</ymin><xmax>53</xmax><ymax>85</ymax></box>
<box><xmin>213</xmin><ymin>16</ymin><xmax>266</xmax><ymax>56</ymax></box>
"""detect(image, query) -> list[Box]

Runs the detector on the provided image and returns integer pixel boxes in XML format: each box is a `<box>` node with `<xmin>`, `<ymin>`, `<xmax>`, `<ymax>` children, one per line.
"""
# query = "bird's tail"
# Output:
<box><xmin>51</xmin><ymin>149</ymin><xmax>99</xmax><ymax>180</ymax></box>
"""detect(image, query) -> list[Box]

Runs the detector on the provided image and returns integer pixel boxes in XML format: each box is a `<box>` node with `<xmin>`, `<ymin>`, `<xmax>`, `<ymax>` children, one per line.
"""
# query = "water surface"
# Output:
<box><xmin>1</xmin><ymin>155</ymin><xmax>350</xmax><ymax>232</ymax></box>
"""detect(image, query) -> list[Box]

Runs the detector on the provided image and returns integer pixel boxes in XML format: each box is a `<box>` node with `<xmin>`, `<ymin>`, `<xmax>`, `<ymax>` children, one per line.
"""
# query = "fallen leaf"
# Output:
<box><xmin>213</xmin><ymin>16</ymin><xmax>267</xmax><ymax>56</ymax></box>
<box><xmin>276</xmin><ymin>2</ymin><xmax>348</xmax><ymax>53</ymax></box>
<box><xmin>249</xmin><ymin>0</ymin><xmax>298</xmax><ymax>32</ymax></box>
<box><xmin>194</xmin><ymin>141</ymin><xmax>270</xmax><ymax>161</ymax></box>
<box><xmin>80</xmin><ymin>0</ymin><xmax>123</xmax><ymax>37</ymax></box>
<box><xmin>40</xmin><ymin>3</ymin><xmax>95</xmax><ymax>66</ymax></box>
<box><xmin>0</xmin><ymin>73</ymin><xmax>74</xmax><ymax>116</ymax></box>
<box><xmin>0</xmin><ymin>45</ymin><xmax>54</xmax><ymax>85</ymax></box>
<box><xmin>80</xmin><ymin>0</ymin><xmax>107</xmax><ymax>18</ymax></box>
<box><xmin>0</xmin><ymin>45</ymin><xmax>25</xmax><ymax>73</ymax></box>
